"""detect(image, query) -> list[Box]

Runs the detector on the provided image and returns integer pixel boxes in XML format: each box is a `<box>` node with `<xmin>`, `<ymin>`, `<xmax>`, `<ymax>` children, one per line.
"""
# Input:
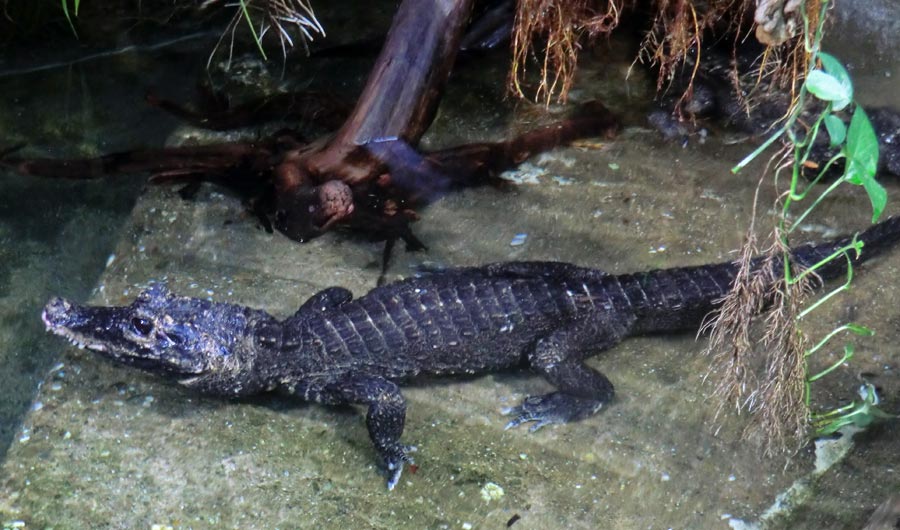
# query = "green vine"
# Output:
<box><xmin>733</xmin><ymin>0</ymin><xmax>891</xmax><ymax>439</ymax></box>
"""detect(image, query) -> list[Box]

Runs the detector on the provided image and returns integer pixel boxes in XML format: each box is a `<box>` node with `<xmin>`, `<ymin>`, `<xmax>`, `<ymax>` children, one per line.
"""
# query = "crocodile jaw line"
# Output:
<box><xmin>41</xmin><ymin>310</ymin><xmax>108</xmax><ymax>353</ymax></box>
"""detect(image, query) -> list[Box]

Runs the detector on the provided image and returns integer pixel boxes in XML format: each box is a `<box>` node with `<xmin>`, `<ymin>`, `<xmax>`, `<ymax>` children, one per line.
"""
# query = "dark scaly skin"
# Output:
<box><xmin>41</xmin><ymin>217</ymin><xmax>900</xmax><ymax>489</ymax></box>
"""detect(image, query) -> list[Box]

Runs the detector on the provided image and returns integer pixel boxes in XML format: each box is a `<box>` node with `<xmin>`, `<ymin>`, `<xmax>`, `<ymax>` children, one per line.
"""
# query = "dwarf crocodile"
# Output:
<box><xmin>42</xmin><ymin>216</ymin><xmax>900</xmax><ymax>489</ymax></box>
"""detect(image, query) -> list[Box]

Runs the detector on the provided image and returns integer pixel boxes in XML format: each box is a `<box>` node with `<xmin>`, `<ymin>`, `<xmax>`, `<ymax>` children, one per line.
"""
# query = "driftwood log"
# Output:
<box><xmin>4</xmin><ymin>0</ymin><xmax>618</xmax><ymax>249</ymax></box>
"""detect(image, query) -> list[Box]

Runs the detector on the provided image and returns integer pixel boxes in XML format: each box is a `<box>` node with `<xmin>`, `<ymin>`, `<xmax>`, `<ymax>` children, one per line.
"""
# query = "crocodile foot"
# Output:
<box><xmin>502</xmin><ymin>392</ymin><xmax>605</xmax><ymax>432</ymax></box>
<box><xmin>381</xmin><ymin>444</ymin><xmax>418</xmax><ymax>490</ymax></box>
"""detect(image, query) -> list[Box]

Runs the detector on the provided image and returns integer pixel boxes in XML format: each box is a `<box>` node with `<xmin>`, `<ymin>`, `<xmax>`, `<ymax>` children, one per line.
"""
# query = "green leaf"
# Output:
<box><xmin>845</xmin><ymin>323</ymin><xmax>874</xmax><ymax>336</ymax></box>
<box><xmin>843</xmin><ymin>107</ymin><xmax>885</xmax><ymax>222</ymax></box>
<box><xmin>863</xmin><ymin>178</ymin><xmax>887</xmax><ymax>223</ymax></box>
<box><xmin>844</xmin><ymin>107</ymin><xmax>880</xmax><ymax>182</ymax></box>
<box><xmin>823</xmin><ymin>114</ymin><xmax>846</xmax><ymax>147</ymax></box>
<box><xmin>806</xmin><ymin>70</ymin><xmax>851</xmax><ymax>109</ymax></box>
<box><xmin>813</xmin><ymin>384</ymin><xmax>895</xmax><ymax>436</ymax></box>
<box><xmin>818</xmin><ymin>52</ymin><xmax>853</xmax><ymax>110</ymax></box>
<box><xmin>61</xmin><ymin>0</ymin><xmax>78</xmax><ymax>37</ymax></box>
<box><xmin>238</xmin><ymin>0</ymin><xmax>268</xmax><ymax>61</ymax></box>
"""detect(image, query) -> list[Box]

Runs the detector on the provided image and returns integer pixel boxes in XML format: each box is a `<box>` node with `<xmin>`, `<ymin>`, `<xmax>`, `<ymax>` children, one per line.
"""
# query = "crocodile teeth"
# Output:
<box><xmin>60</xmin><ymin>333</ymin><xmax>97</xmax><ymax>351</ymax></box>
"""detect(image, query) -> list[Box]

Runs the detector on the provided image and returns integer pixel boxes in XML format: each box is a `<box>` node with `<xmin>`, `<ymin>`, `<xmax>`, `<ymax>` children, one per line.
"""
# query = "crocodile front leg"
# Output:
<box><xmin>295</xmin><ymin>287</ymin><xmax>353</xmax><ymax>315</ymax></box>
<box><xmin>321</xmin><ymin>374</ymin><xmax>414</xmax><ymax>490</ymax></box>
<box><xmin>504</xmin><ymin>310</ymin><xmax>635</xmax><ymax>430</ymax></box>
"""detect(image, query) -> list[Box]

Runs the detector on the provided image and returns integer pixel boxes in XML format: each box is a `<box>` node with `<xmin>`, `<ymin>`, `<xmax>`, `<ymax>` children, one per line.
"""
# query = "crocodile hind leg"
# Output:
<box><xmin>504</xmin><ymin>310</ymin><xmax>635</xmax><ymax>431</ymax></box>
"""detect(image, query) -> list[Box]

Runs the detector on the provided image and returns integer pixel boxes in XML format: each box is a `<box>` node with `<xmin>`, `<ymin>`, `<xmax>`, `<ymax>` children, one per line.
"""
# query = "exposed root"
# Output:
<box><xmin>510</xmin><ymin>0</ymin><xmax>820</xmax><ymax>111</ymax></box>
<box><xmin>749</xmin><ymin>233</ymin><xmax>813</xmax><ymax>457</ymax></box>
<box><xmin>703</xmin><ymin>230</ymin><xmax>813</xmax><ymax>455</ymax></box>
<box><xmin>702</xmin><ymin>167</ymin><xmax>815</xmax><ymax>455</ymax></box>
<box><xmin>702</xmin><ymin>223</ymin><xmax>772</xmax><ymax>421</ymax></box>
<box><xmin>509</xmin><ymin>0</ymin><xmax>624</xmax><ymax>104</ymax></box>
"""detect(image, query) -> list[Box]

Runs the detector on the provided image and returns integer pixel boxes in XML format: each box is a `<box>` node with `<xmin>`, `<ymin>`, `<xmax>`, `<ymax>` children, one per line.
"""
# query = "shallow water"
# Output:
<box><xmin>1</xmin><ymin>4</ymin><xmax>899</xmax><ymax>529</ymax></box>
<box><xmin>0</xmin><ymin>34</ymin><xmax>208</xmax><ymax>461</ymax></box>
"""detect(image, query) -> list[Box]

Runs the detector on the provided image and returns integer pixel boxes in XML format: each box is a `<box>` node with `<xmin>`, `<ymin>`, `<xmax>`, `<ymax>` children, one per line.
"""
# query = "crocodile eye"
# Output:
<box><xmin>131</xmin><ymin>317</ymin><xmax>154</xmax><ymax>336</ymax></box>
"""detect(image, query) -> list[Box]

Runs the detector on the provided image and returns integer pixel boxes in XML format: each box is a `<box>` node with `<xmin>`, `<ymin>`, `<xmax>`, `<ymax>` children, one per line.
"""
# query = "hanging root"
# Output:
<box><xmin>510</xmin><ymin>0</ymin><xmax>819</xmax><ymax>109</ymax></box>
<box><xmin>702</xmin><ymin>221</ymin><xmax>816</xmax><ymax>455</ymax></box>
<box><xmin>750</xmin><ymin>244</ymin><xmax>813</xmax><ymax>457</ymax></box>
<box><xmin>702</xmin><ymin>223</ymin><xmax>772</xmax><ymax>421</ymax></box>
<box><xmin>509</xmin><ymin>0</ymin><xmax>624</xmax><ymax>105</ymax></box>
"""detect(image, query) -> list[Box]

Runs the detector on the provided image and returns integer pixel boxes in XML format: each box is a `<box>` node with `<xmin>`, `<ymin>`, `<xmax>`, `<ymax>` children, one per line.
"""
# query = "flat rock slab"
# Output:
<box><xmin>2</xmin><ymin>108</ymin><xmax>899</xmax><ymax>529</ymax></box>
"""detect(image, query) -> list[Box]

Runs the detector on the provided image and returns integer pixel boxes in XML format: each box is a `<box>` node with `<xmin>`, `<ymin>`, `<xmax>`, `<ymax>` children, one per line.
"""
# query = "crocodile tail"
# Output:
<box><xmin>791</xmin><ymin>215</ymin><xmax>900</xmax><ymax>280</ymax></box>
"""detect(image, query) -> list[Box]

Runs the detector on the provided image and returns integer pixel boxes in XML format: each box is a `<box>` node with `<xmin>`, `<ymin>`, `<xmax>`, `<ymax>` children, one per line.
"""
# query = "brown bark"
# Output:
<box><xmin>7</xmin><ymin>142</ymin><xmax>275</xmax><ymax>180</ymax></box>
<box><xmin>4</xmin><ymin>101</ymin><xmax>618</xmax><ymax>245</ymax></box>
<box><xmin>291</xmin><ymin>0</ymin><xmax>474</xmax><ymax>187</ymax></box>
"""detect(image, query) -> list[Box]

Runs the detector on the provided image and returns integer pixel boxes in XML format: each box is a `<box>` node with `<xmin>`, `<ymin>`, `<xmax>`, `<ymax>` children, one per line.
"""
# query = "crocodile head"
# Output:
<box><xmin>42</xmin><ymin>283</ymin><xmax>274</xmax><ymax>395</ymax></box>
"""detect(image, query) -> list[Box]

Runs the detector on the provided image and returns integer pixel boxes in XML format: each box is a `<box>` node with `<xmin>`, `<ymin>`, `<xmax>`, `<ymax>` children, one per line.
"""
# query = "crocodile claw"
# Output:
<box><xmin>503</xmin><ymin>413</ymin><xmax>554</xmax><ymax>432</ymax></box>
<box><xmin>502</xmin><ymin>392</ymin><xmax>605</xmax><ymax>432</ymax></box>
<box><xmin>383</xmin><ymin>444</ymin><xmax>417</xmax><ymax>491</ymax></box>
